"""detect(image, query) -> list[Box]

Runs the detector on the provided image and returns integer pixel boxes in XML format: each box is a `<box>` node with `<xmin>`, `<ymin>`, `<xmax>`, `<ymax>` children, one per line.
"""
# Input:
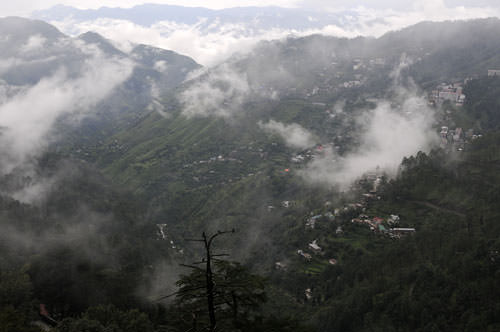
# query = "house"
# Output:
<box><xmin>306</xmin><ymin>215</ymin><xmax>322</xmax><ymax>229</ymax></box>
<box><xmin>391</xmin><ymin>228</ymin><xmax>416</xmax><ymax>235</ymax></box>
<box><xmin>305</xmin><ymin>288</ymin><xmax>313</xmax><ymax>300</ymax></box>
<box><xmin>275</xmin><ymin>262</ymin><xmax>287</xmax><ymax>270</ymax></box>
<box><xmin>305</xmin><ymin>218</ymin><xmax>316</xmax><ymax>229</ymax></box>
<box><xmin>309</xmin><ymin>240</ymin><xmax>322</xmax><ymax>253</ymax></box>
<box><xmin>291</xmin><ymin>154</ymin><xmax>305</xmax><ymax>163</ymax></box>
<box><xmin>388</xmin><ymin>215</ymin><xmax>400</xmax><ymax>225</ymax></box>
<box><xmin>370</xmin><ymin>177</ymin><xmax>383</xmax><ymax>193</ymax></box>
<box><xmin>156</xmin><ymin>224</ymin><xmax>167</xmax><ymax>240</ymax></box>
<box><xmin>433</xmin><ymin>83</ymin><xmax>466</xmax><ymax>104</ymax></box>
<box><xmin>297</xmin><ymin>250</ymin><xmax>312</xmax><ymax>261</ymax></box>
<box><xmin>336</xmin><ymin>226</ymin><xmax>343</xmax><ymax>235</ymax></box>
<box><xmin>488</xmin><ymin>69</ymin><xmax>500</xmax><ymax>76</ymax></box>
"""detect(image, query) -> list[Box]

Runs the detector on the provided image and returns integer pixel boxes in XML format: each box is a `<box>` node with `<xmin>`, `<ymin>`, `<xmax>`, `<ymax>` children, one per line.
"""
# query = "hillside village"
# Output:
<box><xmin>142</xmin><ymin>69</ymin><xmax>495</xmax><ymax>289</ymax></box>
<box><xmin>270</xmin><ymin>69</ymin><xmax>500</xmax><ymax>302</ymax></box>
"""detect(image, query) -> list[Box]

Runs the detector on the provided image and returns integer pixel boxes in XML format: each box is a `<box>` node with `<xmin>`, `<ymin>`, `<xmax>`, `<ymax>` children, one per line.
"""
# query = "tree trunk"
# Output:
<box><xmin>204</xmin><ymin>232</ymin><xmax>217</xmax><ymax>331</ymax></box>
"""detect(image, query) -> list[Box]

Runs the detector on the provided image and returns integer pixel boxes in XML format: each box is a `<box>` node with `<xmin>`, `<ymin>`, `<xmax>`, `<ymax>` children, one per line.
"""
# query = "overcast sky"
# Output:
<box><xmin>2</xmin><ymin>0</ymin><xmax>500</xmax><ymax>16</ymax></box>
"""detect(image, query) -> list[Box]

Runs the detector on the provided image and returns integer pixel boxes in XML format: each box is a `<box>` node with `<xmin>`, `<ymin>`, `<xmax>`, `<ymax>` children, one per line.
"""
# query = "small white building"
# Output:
<box><xmin>388</xmin><ymin>215</ymin><xmax>400</xmax><ymax>225</ymax></box>
<box><xmin>305</xmin><ymin>288</ymin><xmax>313</xmax><ymax>300</ymax></box>
<box><xmin>391</xmin><ymin>228</ymin><xmax>416</xmax><ymax>235</ymax></box>
<box><xmin>309</xmin><ymin>240</ymin><xmax>322</xmax><ymax>252</ymax></box>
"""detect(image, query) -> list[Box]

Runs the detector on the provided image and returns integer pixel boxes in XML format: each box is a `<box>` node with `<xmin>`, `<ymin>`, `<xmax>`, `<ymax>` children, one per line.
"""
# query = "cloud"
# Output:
<box><xmin>0</xmin><ymin>56</ymin><xmax>60</xmax><ymax>77</ymax></box>
<box><xmin>41</xmin><ymin>1</ymin><xmax>500</xmax><ymax>66</ymax></box>
<box><xmin>20</xmin><ymin>34</ymin><xmax>47</xmax><ymax>53</ymax></box>
<box><xmin>259</xmin><ymin>120</ymin><xmax>316</xmax><ymax>149</ymax></box>
<box><xmin>0</xmin><ymin>46</ymin><xmax>134</xmax><ymax>173</ymax></box>
<box><xmin>179</xmin><ymin>63</ymin><xmax>250</xmax><ymax>117</ymax></box>
<box><xmin>0</xmin><ymin>203</ymin><xmax>119</xmax><ymax>269</ymax></box>
<box><xmin>300</xmin><ymin>55</ymin><xmax>439</xmax><ymax>190</ymax></box>
<box><xmin>49</xmin><ymin>17</ymin><xmax>295</xmax><ymax>66</ymax></box>
<box><xmin>146</xmin><ymin>80</ymin><xmax>169</xmax><ymax>117</ymax></box>
<box><xmin>300</xmin><ymin>94</ymin><xmax>438</xmax><ymax>190</ymax></box>
<box><xmin>154</xmin><ymin>59</ymin><xmax>168</xmax><ymax>72</ymax></box>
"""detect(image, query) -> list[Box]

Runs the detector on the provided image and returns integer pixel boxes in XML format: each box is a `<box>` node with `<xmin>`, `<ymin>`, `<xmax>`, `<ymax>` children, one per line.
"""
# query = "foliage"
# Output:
<box><xmin>171</xmin><ymin>260</ymin><xmax>267</xmax><ymax>331</ymax></box>
<box><xmin>55</xmin><ymin>305</ymin><xmax>154</xmax><ymax>332</ymax></box>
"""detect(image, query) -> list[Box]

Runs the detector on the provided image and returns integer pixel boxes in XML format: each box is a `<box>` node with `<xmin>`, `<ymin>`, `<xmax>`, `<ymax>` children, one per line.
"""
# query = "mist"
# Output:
<box><xmin>259</xmin><ymin>120</ymin><xmax>316</xmax><ymax>149</ymax></box>
<box><xmin>41</xmin><ymin>1</ymin><xmax>500</xmax><ymax>66</ymax></box>
<box><xmin>300</xmin><ymin>94</ymin><xmax>438</xmax><ymax>189</ymax></box>
<box><xmin>0</xmin><ymin>44</ymin><xmax>134</xmax><ymax>174</ymax></box>
<box><xmin>179</xmin><ymin>63</ymin><xmax>250</xmax><ymax>118</ymax></box>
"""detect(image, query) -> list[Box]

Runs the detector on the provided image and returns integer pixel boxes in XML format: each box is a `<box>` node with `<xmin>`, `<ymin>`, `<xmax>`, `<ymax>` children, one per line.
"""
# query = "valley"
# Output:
<box><xmin>1</xmin><ymin>13</ymin><xmax>500</xmax><ymax>332</ymax></box>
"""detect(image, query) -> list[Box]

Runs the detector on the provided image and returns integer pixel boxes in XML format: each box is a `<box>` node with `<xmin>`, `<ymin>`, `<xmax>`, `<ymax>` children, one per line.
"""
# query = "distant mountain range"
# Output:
<box><xmin>0</xmin><ymin>16</ymin><xmax>199</xmax><ymax>86</ymax></box>
<box><xmin>33</xmin><ymin>4</ymin><xmax>357</xmax><ymax>31</ymax></box>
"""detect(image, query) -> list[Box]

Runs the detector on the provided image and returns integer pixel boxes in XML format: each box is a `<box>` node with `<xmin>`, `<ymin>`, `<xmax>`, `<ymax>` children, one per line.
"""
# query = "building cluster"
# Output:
<box><xmin>351</xmin><ymin>214</ymin><xmax>415</xmax><ymax>238</ymax></box>
<box><xmin>295</xmin><ymin>239</ymin><xmax>337</xmax><ymax>267</ymax></box>
<box><xmin>440</xmin><ymin>126</ymin><xmax>482</xmax><ymax>151</ymax></box>
<box><xmin>341</xmin><ymin>80</ymin><xmax>363</xmax><ymax>88</ymax></box>
<box><xmin>305</xmin><ymin>214</ymin><xmax>326</xmax><ymax>229</ymax></box>
<box><xmin>429</xmin><ymin>82</ymin><xmax>466</xmax><ymax>106</ymax></box>
<box><xmin>351</xmin><ymin>215</ymin><xmax>388</xmax><ymax>232</ymax></box>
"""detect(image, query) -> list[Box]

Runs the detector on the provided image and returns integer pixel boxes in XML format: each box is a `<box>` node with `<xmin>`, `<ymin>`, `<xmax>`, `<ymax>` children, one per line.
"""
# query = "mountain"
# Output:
<box><xmin>0</xmin><ymin>16</ymin><xmax>64</xmax><ymax>54</ymax></box>
<box><xmin>33</xmin><ymin>4</ymin><xmax>349</xmax><ymax>30</ymax></box>
<box><xmin>0</xmin><ymin>16</ymin><xmax>201</xmax><ymax>154</ymax></box>
<box><xmin>0</xmin><ymin>16</ymin><xmax>200</xmax><ymax>89</ymax></box>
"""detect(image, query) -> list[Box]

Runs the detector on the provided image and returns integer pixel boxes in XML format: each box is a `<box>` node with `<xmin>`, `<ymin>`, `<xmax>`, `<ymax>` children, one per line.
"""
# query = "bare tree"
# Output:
<box><xmin>157</xmin><ymin>229</ymin><xmax>266</xmax><ymax>332</ymax></box>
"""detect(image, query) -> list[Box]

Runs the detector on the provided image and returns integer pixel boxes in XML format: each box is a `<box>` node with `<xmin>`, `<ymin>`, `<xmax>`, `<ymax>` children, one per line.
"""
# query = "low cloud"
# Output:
<box><xmin>0</xmin><ymin>47</ymin><xmax>134</xmax><ymax>173</ymax></box>
<box><xmin>20</xmin><ymin>34</ymin><xmax>47</xmax><ymax>53</ymax></box>
<box><xmin>179</xmin><ymin>63</ymin><xmax>250</xmax><ymax>118</ymax></box>
<box><xmin>147</xmin><ymin>80</ymin><xmax>169</xmax><ymax>117</ymax></box>
<box><xmin>300</xmin><ymin>94</ymin><xmax>438</xmax><ymax>189</ymax></box>
<box><xmin>49</xmin><ymin>17</ymin><xmax>291</xmax><ymax>66</ymax></box>
<box><xmin>259</xmin><ymin>120</ymin><xmax>316</xmax><ymax>149</ymax></box>
<box><xmin>44</xmin><ymin>1</ymin><xmax>500</xmax><ymax>66</ymax></box>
